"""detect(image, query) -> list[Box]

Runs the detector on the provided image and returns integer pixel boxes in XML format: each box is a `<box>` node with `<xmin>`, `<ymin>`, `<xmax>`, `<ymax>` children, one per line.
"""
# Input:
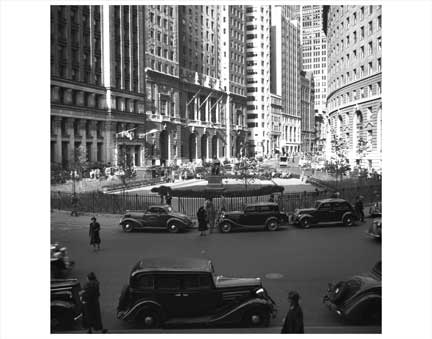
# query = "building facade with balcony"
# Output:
<box><xmin>300</xmin><ymin>71</ymin><xmax>315</xmax><ymax>152</ymax></box>
<box><xmin>51</xmin><ymin>5</ymin><xmax>248</xmax><ymax>170</ymax></box>
<box><xmin>270</xmin><ymin>5</ymin><xmax>302</xmax><ymax>155</ymax></box>
<box><xmin>324</xmin><ymin>5</ymin><xmax>382</xmax><ymax>170</ymax></box>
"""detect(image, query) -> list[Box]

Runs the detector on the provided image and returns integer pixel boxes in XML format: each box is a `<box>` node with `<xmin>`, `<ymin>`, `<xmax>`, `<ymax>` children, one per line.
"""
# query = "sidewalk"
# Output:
<box><xmin>56</xmin><ymin>325</ymin><xmax>381</xmax><ymax>334</ymax></box>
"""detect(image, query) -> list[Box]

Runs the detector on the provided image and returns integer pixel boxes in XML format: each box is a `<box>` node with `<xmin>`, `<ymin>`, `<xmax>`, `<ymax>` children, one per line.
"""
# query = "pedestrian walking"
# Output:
<box><xmin>81</xmin><ymin>272</ymin><xmax>107</xmax><ymax>334</ymax></box>
<box><xmin>354</xmin><ymin>196</ymin><xmax>365</xmax><ymax>222</ymax></box>
<box><xmin>71</xmin><ymin>193</ymin><xmax>79</xmax><ymax>216</ymax></box>
<box><xmin>205</xmin><ymin>198</ymin><xmax>216</xmax><ymax>233</ymax></box>
<box><xmin>269</xmin><ymin>194</ymin><xmax>275</xmax><ymax>203</ymax></box>
<box><xmin>89</xmin><ymin>217</ymin><xmax>101</xmax><ymax>251</ymax></box>
<box><xmin>281</xmin><ymin>291</ymin><xmax>304</xmax><ymax>334</ymax></box>
<box><xmin>197</xmin><ymin>205</ymin><xmax>208</xmax><ymax>236</ymax></box>
<box><xmin>165</xmin><ymin>192</ymin><xmax>172</xmax><ymax>206</ymax></box>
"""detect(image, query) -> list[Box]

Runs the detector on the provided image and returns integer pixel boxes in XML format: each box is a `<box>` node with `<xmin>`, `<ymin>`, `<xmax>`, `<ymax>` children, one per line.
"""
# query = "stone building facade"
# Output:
<box><xmin>300</xmin><ymin>71</ymin><xmax>315</xmax><ymax>152</ymax></box>
<box><xmin>324</xmin><ymin>5</ymin><xmax>382</xmax><ymax>170</ymax></box>
<box><xmin>51</xmin><ymin>5</ymin><xmax>248</xmax><ymax>169</ymax></box>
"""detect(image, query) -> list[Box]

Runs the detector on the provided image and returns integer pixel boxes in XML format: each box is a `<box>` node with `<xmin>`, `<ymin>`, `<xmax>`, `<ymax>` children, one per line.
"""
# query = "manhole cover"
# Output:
<box><xmin>265</xmin><ymin>273</ymin><xmax>284</xmax><ymax>279</ymax></box>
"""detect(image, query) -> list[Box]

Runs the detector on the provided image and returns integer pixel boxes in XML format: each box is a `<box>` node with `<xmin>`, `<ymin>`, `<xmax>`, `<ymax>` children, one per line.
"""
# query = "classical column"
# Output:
<box><xmin>205</xmin><ymin>98</ymin><xmax>210</xmax><ymax>123</ymax></box>
<box><xmin>194</xmin><ymin>97</ymin><xmax>198</xmax><ymax>121</ymax></box>
<box><xmin>103</xmin><ymin>121</ymin><xmax>114</xmax><ymax>165</ymax></box>
<box><xmin>79</xmin><ymin>119</ymin><xmax>87</xmax><ymax>159</ymax></box>
<box><xmin>53</xmin><ymin>116</ymin><xmax>62</xmax><ymax>164</ymax></box>
<box><xmin>225</xmin><ymin>94</ymin><xmax>231</xmax><ymax>159</ymax></box>
<box><xmin>90</xmin><ymin>121</ymin><xmax>98</xmax><ymax>163</ymax></box>
<box><xmin>66</xmin><ymin>118</ymin><xmax>75</xmax><ymax>166</ymax></box>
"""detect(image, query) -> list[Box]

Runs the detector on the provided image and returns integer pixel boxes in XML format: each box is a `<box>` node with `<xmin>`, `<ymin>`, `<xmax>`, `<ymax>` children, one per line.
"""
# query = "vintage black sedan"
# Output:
<box><xmin>218</xmin><ymin>202</ymin><xmax>289</xmax><ymax>233</ymax></box>
<box><xmin>323</xmin><ymin>261</ymin><xmax>381</xmax><ymax>324</ymax></box>
<box><xmin>117</xmin><ymin>257</ymin><xmax>276</xmax><ymax>328</ymax></box>
<box><xmin>51</xmin><ymin>279</ymin><xmax>83</xmax><ymax>331</ymax></box>
<box><xmin>119</xmin><ymin>205</ymin><xmax>194</xmax><ymax>233</ymax></box>
<box><xmin>292</xmin><ymin>198</ymin><xmax>357</xmax><ymax>228</ymax></box>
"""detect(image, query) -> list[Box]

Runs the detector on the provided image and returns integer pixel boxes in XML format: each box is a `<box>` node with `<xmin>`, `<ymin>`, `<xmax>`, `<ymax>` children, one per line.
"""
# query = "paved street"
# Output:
<box><xmin>51</xmin><ymin>211</ymin><xmax>381</xmax><ymax>334</ymax></box>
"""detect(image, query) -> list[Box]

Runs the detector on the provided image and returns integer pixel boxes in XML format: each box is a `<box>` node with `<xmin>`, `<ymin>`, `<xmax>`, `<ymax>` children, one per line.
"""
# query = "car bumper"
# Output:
<box><xmin>322</xmin><ymin>296</ymin><xmax>344</xmax><ymax>317</ymax></box>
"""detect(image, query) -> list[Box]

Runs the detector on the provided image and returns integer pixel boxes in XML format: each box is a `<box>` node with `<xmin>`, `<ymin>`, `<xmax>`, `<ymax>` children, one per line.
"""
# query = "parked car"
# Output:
<box><xmin>366</xmin><ymin>214</ymin><xmax>382</xmax><ymax>239</ymax></box>
<box><xmin>323</xmin><ymin>261</ymin><xmax>381</xmax><ymax>324</ymax></box>
<box><xmin>51</xmin><ymin>278</ymin><xmax>83</xmax><ymax>331</ymax></box>
<box><xmin>217</xmin><ymin>202</ymin><xmax>289</xmax><ymax>233</ymax></box>
<box><xmin>51</xmin><ymin>243</ymin><xmax>75</xmax><ymax>278</ymax></box>
<box><xmin>117</xmin><ymin>257</ymin><xmax>276</xmax><ymax>328</ymax></box>
<box><xmin>119</xmin><ymin>205</ymin><xmax>194</xmax><ymax>233</ymax></box>
<box><xmin>292</xmin><ymin>198</ymin><xmax>357</xmax><ymax>228</ymax></box>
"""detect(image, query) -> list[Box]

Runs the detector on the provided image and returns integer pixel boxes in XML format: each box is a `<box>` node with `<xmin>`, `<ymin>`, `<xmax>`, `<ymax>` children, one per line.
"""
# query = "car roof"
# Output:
<box><xmin>246</xmin><ymin>202</ymin><xmax>279</xmax><ymax>207</ymax></box>
<box><xmin>131</xmin><ymin>257</ymin><xmax>213</xmax><ymax>276</ymax></box>
<box><xmin>316</xmin><ymin>198</ymin><xmax>349</xmax><ymax>204</ymax></box>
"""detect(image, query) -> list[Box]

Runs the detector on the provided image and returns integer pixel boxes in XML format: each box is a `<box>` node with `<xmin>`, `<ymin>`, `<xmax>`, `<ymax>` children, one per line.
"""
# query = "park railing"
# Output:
<box><xmin>51</xmin><ymin>182</ymin><xmax>381</xmax><ymax>218</ymax></box>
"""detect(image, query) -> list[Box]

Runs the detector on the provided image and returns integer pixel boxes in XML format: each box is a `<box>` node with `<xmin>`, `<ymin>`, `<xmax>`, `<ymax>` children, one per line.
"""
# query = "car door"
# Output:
<box><xmin>180</xmin><ymin>274</ymin><xmax>222</xmax><ymax>317</ymax></box>
<box><xmin>315</xmin><ymin>202</ymin><xmax>332</xmax><ymax>223</ymax></box>
<box><xmin>154</xmin><ymin>274</ymin><xmax>184</xmax><ymax>317</ymax></box>
<box><xmin>258</xmin><ymin>205</ymin><xmax>273</xmax><ymax>226</ymax></box>
<box><xmin>144</xmin><ymin>207</ymin><xmax>164</xmax><ymax>228</ymax></box>
<box><xmin>241</xmin><ymin>206</ymin><xmax>260</xmax><ymax>226</ymax></box>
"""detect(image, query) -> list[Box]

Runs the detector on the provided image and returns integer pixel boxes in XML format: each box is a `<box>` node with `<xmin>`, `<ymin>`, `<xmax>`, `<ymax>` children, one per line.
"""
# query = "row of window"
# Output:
<box><xmin>329</xmin><ymin>17</ymin><xmax>382</xmax><ymax>58</ymax></box>
<box><xmin>329</xmin><ymin>38</ymin><xmax>381</xmax><ymax>76</ymax></box>
<box><xmin>329</xmin><ymin>58</ymin><xmax>382</xmax><ymax>92</ymax></box>
<box><xmin>328</xmin><ymin>81</ymin><xmax>382</xmax><ymax>111</ymax></box>
<box><xmin>329</xmin><ymin>6</ymin><xmax>380</xmax><ymax>36</ymax></box>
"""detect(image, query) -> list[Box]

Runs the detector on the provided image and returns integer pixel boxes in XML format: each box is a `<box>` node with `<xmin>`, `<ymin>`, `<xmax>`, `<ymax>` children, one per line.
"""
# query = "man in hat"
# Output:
<box><xmin>354</xmin><ymin>196</ymin><xmax>365</xmax><ymax>222</ymax></box>
<box><xmin>281</xmin><ymin>291</ymin><xmax>304</xmax><ymax>333</ymax></box>
<box><xmin>82</xmin><ymin>272</ymin><xmax>107</xmax><ymax>334</ymax></box>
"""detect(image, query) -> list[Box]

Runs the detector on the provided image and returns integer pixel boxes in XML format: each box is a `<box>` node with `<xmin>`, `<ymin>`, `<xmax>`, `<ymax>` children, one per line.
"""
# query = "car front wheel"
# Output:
<box><xmin>122</xmin><ymin>222</ymin><xmax>134</xmax><ymax>232</ymax></box>
<box><xmin>300</xmin><ymin>217</ymin><xmax>311</xmax><ymax>229</ymax></box>
<box><xmin>167</xmin><ymin>221</ymin><xmax>180</xmax><ymax>233</ymax></box>
<box><xmin>343</xmin><ymin>215</ymin><xmax>354</xmax><ymax>227</ymax></box>
<box><xmin>220</xmin><ymin>221</ymin><xmax>232</xmax><ymax>233</ymax></box>
<box><xmin>266</xmin><ymin>220</ymin><xmax>279</xmax><ymax>231</ymax></box>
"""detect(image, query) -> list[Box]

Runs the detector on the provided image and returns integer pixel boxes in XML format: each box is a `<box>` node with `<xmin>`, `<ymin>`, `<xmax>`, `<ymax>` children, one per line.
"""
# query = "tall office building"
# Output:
<box><xmin>244</xmin><ymin>5</ymin><xmax>272</xmax><ymax>156</ymax></box>
<box><xmin>271</xmin><ymin>5</ymin><xmax>302</xmax><ymax>155</ymax></box>
<box><xmin>323</xmin><ymin>5</ymin><xmax>382</xmax><ymax>170</ymax></box>
<box><xmin>300</xmin><ymin>71</ymin><xmax>315</xmax><ymax>152</ymax></box>
<box><xmin>295</xmin><ymin>5</ymin><xmax>328</xmax><ymax>154</ymax></box>
<box><xmin>51</xmin><ymin>5</ymin><xmax>249</xmax><ymax>170</ymax></box>
<box><xmin>50</xmin><ymin>5</ymin><xmax>147</xmax><ymax>168</ymax></box>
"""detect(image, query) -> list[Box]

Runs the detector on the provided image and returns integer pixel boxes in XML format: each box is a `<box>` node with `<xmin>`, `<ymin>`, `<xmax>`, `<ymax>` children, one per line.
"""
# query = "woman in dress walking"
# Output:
<box><xmin>89</xmin><ymin>217</ymin><xmax>101</xmax><ymax>251</ymax></box>
<box><xmin>197</xmin><ymin>205</ymin><xmax>208</xmax><ymax>236</ymax></box>
<box><xmin>82</xmin><ymin>272</ymin><xmax>107</xmax><ymax>334</ymax></box>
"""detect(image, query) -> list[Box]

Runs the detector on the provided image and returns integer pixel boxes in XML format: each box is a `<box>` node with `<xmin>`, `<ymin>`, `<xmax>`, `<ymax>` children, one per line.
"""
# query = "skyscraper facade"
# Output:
<box><xmin>324</xmin><ymin>5</ymin><xmax>382</xmax><ymax>170</ymax></box>
<box><xmin>245</xmin><ymin>5</ymin><xmax>272</xmax><ymax>156</ymax></box>
<box><xmin>271</xmin><ymin>5</ymin><xmax>302</xmax><ymax>155</ymax></box>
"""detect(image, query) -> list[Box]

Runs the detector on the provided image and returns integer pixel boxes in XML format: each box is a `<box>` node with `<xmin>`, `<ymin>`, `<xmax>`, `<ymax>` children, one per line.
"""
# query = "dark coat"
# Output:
<box><xmin>197</xmin><ymin>207</ymin><xmax>208</xmax><ymax>231</ymax></box>
<box><xmin>89</xmin><ymin>222</ymin><xmax>101</xmax><ymax>245</ymax></box>
<box><xmin>281</xmin><ymin>305</ymin><xmax>304</xmax><ymax>333</ymax></box>
<box><xmin>82</xmin><ymin>280</ymin><xmax>103</xmax><ymax>330</ymax></box>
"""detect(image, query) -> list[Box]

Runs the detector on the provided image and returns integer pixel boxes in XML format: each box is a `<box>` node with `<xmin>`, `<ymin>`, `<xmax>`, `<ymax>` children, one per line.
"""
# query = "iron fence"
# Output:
<box><xmin>51</xmin><ymin>183</ymin><xmax>381</xmax><ymax>218</ymax></box>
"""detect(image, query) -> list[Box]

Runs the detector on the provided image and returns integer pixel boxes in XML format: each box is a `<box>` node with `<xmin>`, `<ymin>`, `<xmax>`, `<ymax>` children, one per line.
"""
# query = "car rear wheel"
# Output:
<box><xmin>343</xmin><ymin>215</ymin><xmax>354</xmax><ymax>227</ymax></box>
<box><xmin>300</xmin><ymin>217</ymin><xmax>311</xmax><ymax>229</ymax></box>
<box><xmin>266</xmin><ymin>220</ymin><xmax>279</xmax><ymax>231</ymax></box>
<box><xmin>136</xmin><ymin>308</ymin><xmax>161</xmax><ymax>329</ymax></box>
<box><xmin>220</xmin><ymin>221</ymin><xmax>232</xmax><ymax>233</ymax></box>
<box><xmin>122</xmin><ymin>222</ymin><xmax>134</xmax><ymax>233</ymax></box>
<box><xmin>167</xmin><ymin>221</ymin><xmax>180</xmax><ymax>233</ymax></box>
<box><xmin>243</xmin><ymin>308</ymin><xmax>270</xmax><ymax>327</ymax></box>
